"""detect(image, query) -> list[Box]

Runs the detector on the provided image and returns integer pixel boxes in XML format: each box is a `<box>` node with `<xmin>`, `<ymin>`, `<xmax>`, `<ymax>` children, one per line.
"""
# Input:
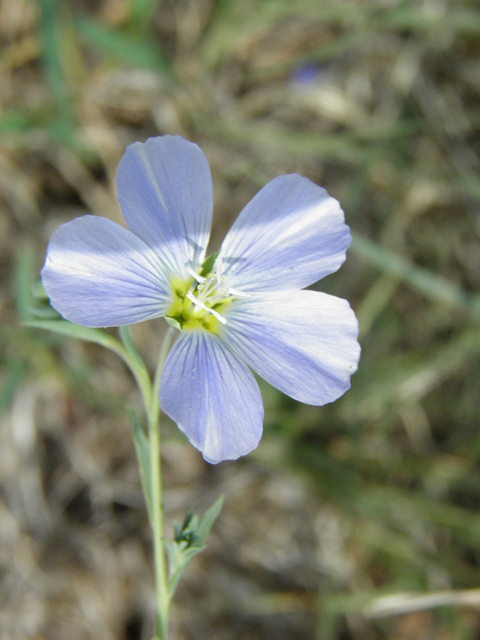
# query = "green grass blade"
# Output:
<box><xmin>76</xmin><ymin>17</ymin><xmax>174</xmax><ymax>79</ymax></box>
<box><xmin>351</xmin><ymin>233</ymin><xmax>480</xmax><ymax>319</ymax></box>
<box><xmin>38</xmin><ymin>0</ymin><xmax>76</xmax><ymax>145</ymax></box>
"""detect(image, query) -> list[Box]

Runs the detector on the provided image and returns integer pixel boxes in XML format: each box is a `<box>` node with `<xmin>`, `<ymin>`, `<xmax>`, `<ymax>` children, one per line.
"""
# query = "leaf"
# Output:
<box><xmin>0</xmin><ymin>112</ymin><xmax>35</xmax><ymax>134</ymax></box>
<box><xmin>39</xmin><ymin>0</ymin><xmax>76</xmax><ymax>146</ymax></box>
<box><xmin>129</xmin><ymin>0</ymin><xmax>160</xmax><ymax>32</ymax></box>
<box><xmin>130</xmin><ymin>409</ymin><xmax>153</xmax><ymax>524</ymax></box>
<box><xmin>76</xmin><ymin>17</ymin><xmax>174</xmax><ymax>79</ymax></box>
<box><xmin>28</xmin><ymin>305</ymin><xmax>62</xmax><ymax>320</ymax></box>
<box><xmin>0</xmin><ymin>361</ymin><xmax>27</xmax><ymax>412</ymax></box>
<box><xmin>24</xmin><ymin>319</ymin><xmax>126</xmax><ymax>354</ymax></box>
<box><xmin>25</xmin><ymin>317</ymin><xmax>152</xmax><ymax>411</ymax></box>
<box><xmin>351</xmin><ymin>233</ymin><xmax>480</xmax><ymax>320</ymax></box>
<box><xmin>165</xmin><ymin>495</ymin><xmax>224</xmax><ymax>596</ymax></box>
<box><xmin>196</xmin><ymin>495</ymin><xmax>224</xmax><ymax>543</ymax></box>
<box><xmin>13</xmin><ymin>245</ymin><xmax>36</xmax><ymax>322</ymax></box>
<box><xmin>31</xmin><ymin>280</ymin><xmax>49</xmax><ymax>301</ymax></box>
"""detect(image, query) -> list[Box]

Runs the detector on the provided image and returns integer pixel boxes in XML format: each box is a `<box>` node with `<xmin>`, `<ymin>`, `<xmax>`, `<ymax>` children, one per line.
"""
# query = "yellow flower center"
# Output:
<box><xmin>165</xmin><ymin>266</ymin><xmax>246</xmax><ymax>335</ymax></box>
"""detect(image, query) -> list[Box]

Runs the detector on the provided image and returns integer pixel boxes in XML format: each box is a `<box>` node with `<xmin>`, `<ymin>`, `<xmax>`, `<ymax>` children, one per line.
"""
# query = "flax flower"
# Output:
<box><xmin>42</xmin><ymin>136</ymin><xmax>360</xmax><ymax>463</ymax></box>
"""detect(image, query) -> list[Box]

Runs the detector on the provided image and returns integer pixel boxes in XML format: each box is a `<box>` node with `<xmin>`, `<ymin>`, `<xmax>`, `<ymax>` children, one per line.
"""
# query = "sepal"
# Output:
<box><xmin>200</xmin><ymin>250</ymin><xmax>219</xmax><ymax>277</ymax></box>
<box><xmin>165</xmin><ymin>317</ymin><xmax>181</xmax><ymax>331</ymax></box>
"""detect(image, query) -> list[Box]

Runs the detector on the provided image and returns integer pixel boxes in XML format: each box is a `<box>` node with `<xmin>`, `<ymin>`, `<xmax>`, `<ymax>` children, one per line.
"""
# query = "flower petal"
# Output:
<box><xmin>217</xmin><ymin>174</ymin><xmax>351</xmax><ymax>292</ymax></box>
<box><xmin>116</xmin><ymin>136</ymin><xmax>213</xmax><ymax>277</ymax></box>
<box><xmin>159</xmin><ymin>331</ymin><xmax>263</xmax><ymax>463</ymax></box>
<box><xmin>42</xmin><ymin>216</ymin><xmax>171</xmax><ymax>327</ymax></box>
<box><xmin>222</xmin><ymin>290</ymin><xmax>360</xmax><ymax>405</ymax></box>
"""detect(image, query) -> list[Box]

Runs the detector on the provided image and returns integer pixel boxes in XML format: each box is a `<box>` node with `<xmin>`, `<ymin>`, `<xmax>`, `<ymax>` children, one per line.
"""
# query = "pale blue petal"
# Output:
<box><xmin>159</xmin><ymin>331</ymin><xmax>263</xmax><ymax>464</ymax></box>
<box><xmin>116</xmin><ymin>136</ymin><xmax>213</xmax><ymax>277</ymax></box>
<box><xmin>42</xmin><ymin>216</ymin><xmax>172</xmax><ymax>327</ymax></box>
<box><xmin>222</xmin><ymin>290</ymin><xmax>360</xmax><ymax>405</ymax></box>
<box><xmin>217</xmin><ymin>175</ymin><xmax>351</xmax><ymax>292</ymax></box>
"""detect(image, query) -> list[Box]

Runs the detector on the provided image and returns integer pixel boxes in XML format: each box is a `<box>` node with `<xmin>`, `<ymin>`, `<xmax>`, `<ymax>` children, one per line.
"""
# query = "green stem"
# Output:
<box><xmin>147</xmin><ymin>327</ymin><xmax>176</xmax><ymax>639</ymax></box>
<box><xmin>118</xmin><ymin>326</ymin><xmax>152</xmax><ymax>411</ymax></box>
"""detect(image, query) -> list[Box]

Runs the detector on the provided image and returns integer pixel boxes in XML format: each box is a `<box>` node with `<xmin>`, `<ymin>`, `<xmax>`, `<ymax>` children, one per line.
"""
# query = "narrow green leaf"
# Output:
<box><xmin>24</xmin><ymin>319</ymin><xmax>126</xmax><ymax>352</ymax></box>
<box><xmin>31</xmin><ymin>280</ymin><xmax>48</xmax><ymax>301</ymax></box>
<box><xmin>351</xmin><ymin>233</ymin><xmax>480</xmax><ymax>319</ymax></box>
<box><xmin>39</xmin><ymin>0</ymin><xmax>76</xmax><ymax>145</ymax></box>
<box><xmin>28</xmin><ymin>279</ymin><xmax>62</xmax><ymax>321</ymax></box>
<box><xmin>119</xmin><ymin>325</ymin><xmax>146</xmax><ymax>373</ymax></box>
<box><xmin>0</xmin><ymin>362</ymin><xmax>27</xmax><ymax>412</ymax></box>
<box><xmin>13</xmin><ymin>245</ymin><xmax>36</xmax><ymax>322</ymax></box>
<box><xmin>129</xmin><ymin>0</ymin><xmax>159</xmax><ymax>31</ymax></box>
<box><xmin>25</xmin><ymin>318</ymin><xmax>152</xmax><ymax>411</ymax></box>
<box><xmin>0</xmin><ymin>112</ymin><xmax>35</xmax><ymax>134</ymax></box>
<box><xmin>196</xmin><ymin>495</ymin><xmax>224</xmax><ymax>543</ymax></box>
<box><xmin>166</xmin><ymin>496</ymin><xmax>224</xmax><ymax>596</ymax></box>
<box><xmin>76</xmin><ymin>17</ymin><xmax>174</xmax><ymax>79</ymax></box>
<box><xmin>194</xmin><ymin>116</ymin><xmax>379</xmax><ymax>166</ymax></box>
<box><xmin>28</xmin><ymin>305</ymin><xmax>62</xmax><ymax>320</ymax></box>
<box><xmin>130</xmin><ymin>409</ymin><xmax>153</xmax><ymax>524</ymax></box>
<box><xmin>166</xmin><ymin>546</ymin><xmax>202</xmax><ymax>597</ymax></box>
<box><xmin>25</xmin><ymin>318</ymin><xmax>127</xmax><ymax>374</ymax></box>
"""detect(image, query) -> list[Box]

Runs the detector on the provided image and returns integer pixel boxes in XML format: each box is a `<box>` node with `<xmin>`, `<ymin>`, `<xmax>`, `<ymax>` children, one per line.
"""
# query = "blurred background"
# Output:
<box><xmin>1</xmin><ymin>0</ymin><xmax>480</xmax><ymax>638</ymax></box>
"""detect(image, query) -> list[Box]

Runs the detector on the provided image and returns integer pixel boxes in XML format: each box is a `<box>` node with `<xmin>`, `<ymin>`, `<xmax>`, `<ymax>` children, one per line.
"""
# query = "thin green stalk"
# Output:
<box><xmin>119</xmin><ymin>325</ymin><xmax>152</xmax><ymax>410</ymax></box>
<box><xmin>27</xmin><ymin>319</ymin><xmax>177</xmax><ymax>638</ymax></box>
<box><xmin>25</xmin><ymin>319</ymin><xmax>153</xmax><ymax>411</ymax></box>
<box><xmin>147</xmin><ymin>327</ymin><xmax>175</xmax><ymax>639</ymax></box>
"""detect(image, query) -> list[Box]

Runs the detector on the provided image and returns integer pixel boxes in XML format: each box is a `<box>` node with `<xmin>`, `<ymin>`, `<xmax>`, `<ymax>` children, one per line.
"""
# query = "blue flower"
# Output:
<box><xmin>42</xmin><ymin>136</ymin><xmax>360</xmax><ymax>463</ymax></box>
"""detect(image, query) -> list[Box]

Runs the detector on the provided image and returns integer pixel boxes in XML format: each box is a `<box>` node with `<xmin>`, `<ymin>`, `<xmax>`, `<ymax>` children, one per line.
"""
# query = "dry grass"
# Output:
<box><xmin>1</xmin><ymin>0</ymin><xmax>480</xmax><ymax>638</ymax></box>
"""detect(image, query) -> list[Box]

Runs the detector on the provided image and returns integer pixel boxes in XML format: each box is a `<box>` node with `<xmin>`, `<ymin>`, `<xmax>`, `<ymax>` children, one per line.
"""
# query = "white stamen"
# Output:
<box><xmin>181</xmin><ymin>263</ymin><xmax>246</xmax><ymax>328</ymax></box>
<box><xmin>228</xmin><ymin>287</ymin><xmax>250</xmax><ymax>298</ymax></box>
<box><xmin>209</xmin><ymin>308</ymin><xmax>228</xmax><ymax>325</ymax></box>
<box><xmin>186</xmin><ymin>266</ymin><xmax>206</xmax><ymax>283</ymax></box>
<box><xmin>186</xmin><ymin>291</ymin><xmax>227</xmax><ymax>324</ymax></box>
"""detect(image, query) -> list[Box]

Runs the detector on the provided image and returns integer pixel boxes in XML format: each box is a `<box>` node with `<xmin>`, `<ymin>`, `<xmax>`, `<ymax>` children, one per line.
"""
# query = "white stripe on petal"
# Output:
<box><xmin>42</xmin><ymin>216</ymin><xmax>171</xmax><ymax>327</ymax></box>
<box><xmin>159</xmin><ymin>331</ymin><xmax>263</xmax><ymax>463</ymax></box>
<box><xmin>116</xmin><ymin>136</ymin><xmax>213</xmax><ymax>278</ymax></box>
<box><xmin>222</xmin><ymin>290</ymin><xmax>360</xmax><ymax>405</ymax></box>
<box><xmin>217</xmin><ymin>174</ymin><xmax>351</xmax><ymax>292</ymax></box>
